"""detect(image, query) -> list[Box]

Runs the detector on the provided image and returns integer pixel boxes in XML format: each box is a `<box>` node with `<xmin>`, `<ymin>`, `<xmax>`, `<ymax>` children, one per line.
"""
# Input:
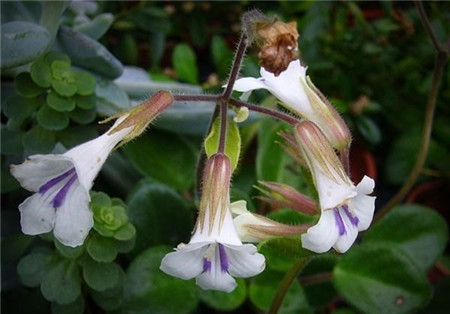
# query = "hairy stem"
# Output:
<box><xmin>415</xmin><ymin>1</ymin><xmax>445</xmax><ymax>53</ymax></box>
<box><xmin>222</xmin><ymin>34</ymin><xmax>248</xmax><ymax>101</ymax></box>
<box><xmin>218</xmin><ymin>98</ymin><xmax>228</xmax><ymax>154</ymax></box>
<box><xmin>173</xmin><ymin>94</ymin><xmax>219</xmax><ymax>102</ymax></box>
<box><xmin>229</xmin><ymin>98</ymin><xmax>300</xmax><ymax>125</ymax></box>
<box><xmin>268</xmin><ymin>258</ymin><xmax>309</xmax><ymax>314</ymax></box>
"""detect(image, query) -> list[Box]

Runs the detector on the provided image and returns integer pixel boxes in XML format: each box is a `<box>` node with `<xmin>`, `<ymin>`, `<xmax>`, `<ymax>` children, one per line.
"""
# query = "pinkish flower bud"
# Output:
<box><xmin>256</xmin><ymin>181</ymin><xmax>318</xmax><ymax>215</ymax></box>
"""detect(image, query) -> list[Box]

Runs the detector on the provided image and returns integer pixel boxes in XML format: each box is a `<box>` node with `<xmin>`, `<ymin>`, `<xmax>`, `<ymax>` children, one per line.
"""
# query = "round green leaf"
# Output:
<box><xmin>1</xmin><ymin>126</ymin><xmax>23</xmax><ymax>155</ymax></box>
<box><xmin>249</xmin><ymin>269</ymin><xmax>309</xmax><ymax>313</ymax></box>
<box><xmin>364</xmin><ymin>204</ymin><xmax>448</xmax><ymax>270</ymax></box>
<box><xmin>45</xmin><ymin>51</ymin><xmax>71</xmax><ymax>65</ymax></box>
<box><xmin>52</xmin><ymin>80</ymin><xmax>77</xmax><ymax>97</ymax></box>
<box><xmin>124</xmin><ymin>131</ymin><xmax>197</xmax><ymax>190</ymax></box>
<box><xmin>47</xmin><ymin>91</ymin><xmax>76</xmax><ymax>112</ymax></box>
<box><xmin>333</xmin><ymin>244</ymin><xmax>432</xmax><ymax>314</ymax></box>
<box><xmin>1</xmin><ymin>21</ymin><xmax>51</xmax><ymax>68</ymax></box>
<box><xmin>3</xmin><ymin>95</ymin><xmax>40</xmax><ymax>121</ymax></box>
<box><xmin>113</xmin><ymin>223</ymin><xmax>136</xmax><ymax>241</ymax></box>
<box><xmin>87</xmin><ymin>234</ymin><xmax>118</xmax><ymax>263</ymax></box>
<box><xmin>127</xmin><ymin>180</ymin><xmax>192</xmax><ymax>253</ymax></box>
<box><xmin>31</xmin><ymin>58</ymin><xmax>52</xmax><ymax>88</ymax></box>
<box><xmin>122</xmin><ymin>246</ymin><xmax>199</xmax><ymax>314</ymax></box>
<box><xmin>89</xmin><ymin>270</ymin><xmax>124</xmax><ymax>311</ymax></box>
<box><xmin>83</xmin><ymin>257</ymin><xmax>120</xmax><ymax>291</ymax></box>
<box><xmin>54</xmin><ymin>239</ymin><xmax>84</xmax><ymax>259</ymax></box>
<box><xmin>75</xmin><ymin>94</ymin><xmax>96</xmax><ymax>110</ymax></box>
<box><xmin>199</xmin><ymin>278</ymin><xmax>246</xmax><ymax>311</ymax></box>
<box><xmin>41</xmin><ymin>259</ymin><xmax>81</xmax><ymax>305</ymax></box>
<box><xmin>95</xmin><ymin>78</ymin><xmax>130</xmax><ymax>116</ymax></box>
<box><xmin>172</xmin><ymin>43</ymin><xmax>198</xmax><ymax>84</ymax></box>
<box><xmin>14</xmin><ymin>72</ymin><xmax>44</xmax><ymax>98</ymax></box>
<box><xmin>22</xmin><ymin>125</ymin><xmax>55</xmax><ymax>154</ymax></box>
<box><xmin>37</xmin><ymin>104</ymin><xmax>70</xmax><ymax>131</ymax></box>
<box><xmin>51</xmin><ymin>297</ymin><xmax>84</xmax><ymax>314</ymax></box>
<box><xmin>17</xmin><ymin>252</ymin><xmax>53</xmax><ymax>288</ymax></box>
<box><xmin>92</xmin><ymin>205</ymin><xmax>128</xmax><ymax>236</ymax></box>
<box><xmin>90</xmin><ymin>191</ymin><xmax>112</xmax><ymax>207</ymax></box>
<box><xmin>74</xmin><ymin>71</ymin><xmax>96</xmax><ymax>96</ymax></box>
<box><xmin>70</xmin><ymin>107</ymin><xmax>96</xmax><ymax>125</ymax></box>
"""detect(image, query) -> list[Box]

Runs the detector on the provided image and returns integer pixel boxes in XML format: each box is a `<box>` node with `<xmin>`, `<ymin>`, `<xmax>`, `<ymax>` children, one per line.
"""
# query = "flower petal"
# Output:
<box><xmin>230</xmin><ymin>200</ymin><xmax>249</xmax><ymax>216</ymax></box>
<box><xmin>160</xmin><ymin>243</ymin><xmax>206</xmax><ymax>280</ymax></box>
<box><xmin>53</xmin><ymin>182</ymin><xmax>92</xmax><ymax>247</ymax></box>
<box><xmin>352</xmin><ymin>176</ymin><xmax>376</xmax><ymax>231</ymax></box>
<box><xmin>301</xmin><ymin>210</ymin><xmax>339</xmax><ymax>253</ymax></box>
<box><xmin>232</xmin><ymin>77</ymin><xmax>267</xmax><ymax>93</ymax></box>
<box><xmin>333</xmin><ymin>209</ymin><xmax>359</xmax><ymax>253</ymax></box>
<box><xmin>19</xmin><ymin>193</ymin><xmax>56</xmax><ymax>235</ymax></box>
<box><xmin>223</xmin><ymin>244</ymin><xmax>266</xmax><ymax>278</ymax></box>
<box><xmin>195</xmin><ymin>246</ymin><xmax>237</xmax><ymax>292</ymax></box>
<box><xmin>10</xmin><ymin>155</ymin><xmax>74</xmax><ymax>192</ymax></box>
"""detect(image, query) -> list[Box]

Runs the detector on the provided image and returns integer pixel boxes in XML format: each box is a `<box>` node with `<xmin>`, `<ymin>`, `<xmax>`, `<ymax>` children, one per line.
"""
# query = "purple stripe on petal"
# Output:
<box><xmin>333</xmin><ymin>208</ymin><xmax>346</xmax><ymax>235</ymax></box>
<box><xmin>52</xmin><ymin>173</ymin><xmax>77</xmax><ymax>208</ymax></box>
<box><xmin>342</xmin><ymin>205</ymin><xmax>359</xmax><ymax>226</ymax></box>
<box><xmin>203</xmin><ymin>258</ymin><xmax>212</xmax><ymax>272</ymax></box>
<box><xmin>218</xmin><ymin>243</ymin><xmax>228</xmax><ymax>273</ymax></box>
<box><xmin>39</xmin><ymin>168</ymin><xmax>76</xmax><ymax>195</ymax></box>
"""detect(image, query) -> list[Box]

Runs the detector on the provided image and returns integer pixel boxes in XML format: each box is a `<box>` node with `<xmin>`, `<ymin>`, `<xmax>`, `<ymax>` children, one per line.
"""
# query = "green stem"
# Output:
<box><xmin>268</xmin><ymin>258</ymin><xmax>309</xmax><ymax>314</ymax></box>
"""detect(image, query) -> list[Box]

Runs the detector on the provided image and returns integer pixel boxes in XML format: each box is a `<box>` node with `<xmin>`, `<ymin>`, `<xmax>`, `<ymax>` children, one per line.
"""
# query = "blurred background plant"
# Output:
<box><xmin>1</xmin><ymin>1</ymin><xmax>449</xmax><ymax>314</ymax></box>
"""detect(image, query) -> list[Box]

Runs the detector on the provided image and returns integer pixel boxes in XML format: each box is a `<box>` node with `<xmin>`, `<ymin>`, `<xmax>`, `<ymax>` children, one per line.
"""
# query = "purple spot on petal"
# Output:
<box><xmin>52</xmin><ymin>173</ymin><xmax>77</xmax><ymax>208</ymax></box>
<box><xmin>39</xmin><ymin>168</ymin><xmax>76</xmax><ymax>195</ymax></box>
<box><xmin>342</xmin><ymin>205</ymin><xmax>359</xmax><ymax>226</ymax></box>
<box><xmin>334</xmin><ymin>208</ymin><xmax>346</xmax><ymax>235</ymax></box>
<box><xmin>218</xmin><ymin>244</ymin><xmax>228</xmax><ymax>273</ymax></box>
<box><xmin>203</xmin><ymin>258</ymin><xmax>211</xmax><ymax>272</ymax></box>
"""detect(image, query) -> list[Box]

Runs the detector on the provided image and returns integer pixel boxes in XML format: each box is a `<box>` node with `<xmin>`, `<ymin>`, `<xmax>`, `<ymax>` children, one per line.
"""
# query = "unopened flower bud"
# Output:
<box><xmin>104</xmin><ymin>91</ymin><xmax>174</xmax><ymax>146</ymax></box>
<box><xmin>256</xmin><ymin>181</ymin><xmax>318</xmax><ymax>215</ymax></box>
<box><xmin>277</xmin><ymin>131</ymin><xmax>306</xmax><ymax>167</ymax></box>
<box><xmin>231</xmin><ymin>201</ymin><xmax>310</xmax><ymax>242</ymax></box>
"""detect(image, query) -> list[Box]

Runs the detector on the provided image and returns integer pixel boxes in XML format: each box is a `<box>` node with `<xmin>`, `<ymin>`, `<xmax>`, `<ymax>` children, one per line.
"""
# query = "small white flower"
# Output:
<box><xmin>160</xmin><ymin>154</ymin><xmax>265</xmax><ymax>292</ymax></box>
<box><xmin>295</xmin><ymin>121</ymin><xmax>376</xmax><ymax>253</ymax></box>
<box><xmin>10</xmin><ymin>118</ymin><xmax>132</xmax><ymax>247</ymax></box>
<box><xmin>233</xmin><ymin>59</ymin><xmax>351</xmax><ymax>150</ymax></box>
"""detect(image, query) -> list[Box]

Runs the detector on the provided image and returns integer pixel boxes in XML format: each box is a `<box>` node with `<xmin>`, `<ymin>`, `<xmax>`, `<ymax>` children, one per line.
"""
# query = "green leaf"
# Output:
<box><xmin>2</xmin><ymin>126</ymin><xmax>23</xmax><ymax>155</ymax></box>
<box><xmin>56</xmin><ymin>125</ymin><xmax>98</xmax><ymax>149</ymax></box>
<box><xmin>114</xmin><ymin>223</ymin><xmax>136</xmax><ymax>241</ymax></box>
<box><xmin>69</xmin><ymin>107</ymin><xmax>96</xmax><ymax>125</ymax></box>
<box><xmin>37</xmin><ymin>104</ymin><xmax>70</xmax><ymax>131</ymax></box>
<box><xmin>41</xmin><ymin>258</ymin><xmax>82</xmax><ymax>305</ymax></box>
<box><xmin>51</xmin><ymin>60</ymin><xmax>73</xmax><ymax>80</ymax></box>
<box><xmin>87</xmin><ymin>234</ymin><xmax>118</xmax><ymax>263</ymax></box>
<box><xmin>249</xmin><ymin>269</ymin><xmax>309</xmax><ymax>313</ymax></box>
<box><xmin>52</xmin><ymin>80</ymin><xmax>77</xmax><ymax>98</ymax></box>
<box><xmin>256</xmin><ymin>119</ymin><xmax>290</xmax><ymax>182</ymax></box>
<box><xmin>95</xmin><ymin>77</ymin><xmax>130</xmax><ymax>116</ymax></box>
<box><xmin>14</xmin><ymin>72</ymin><xmax>44</xmax><ymax>97</ymax></box>
<box><xmin>51</xmin><ymin>297</ymin><xmax>84</xmax><ymax>314</ymax></box>
<box><xmin>17</xmin><ymin>252</ymin><xmax>53</xmax><ymax>288</ymax></box>
<box><xmin>364</xmin><ymin>204</ymin><xmax>448</xmax><ymax>270</ymax></box>
<box><xmin>75</xmin><ymin>94</ymin><xmax>96</xmax><ymax>110</ymax></box>
<box><xmin>1</xmin><ymin>21</ymin><xmax>50</xmax><ymax>68</ymax></box>
<box><xmin>83</xmin><ymin>256</ymin><xmax>121</xmax><ymax>292</ymax></box>
<box><xmin>333</xmin><ymin>244</ymin><xmax>432</xmax><ymax>314</ymax></box>
<box><xmin>199</xmin><ymin>278</ymin><xmax>246</xmax><ymax>311</ymax></box>
<box><xmin>122</xmin><ymin>246</ymin><xmax>199</xmax><ymax>314</ymax></box>
<box><xmin>47</xmin><ymin>91</ymin><xmax>76</xmax><ymax>112</ymax></box>
<box><xmin>92</xmin><ymin>204</ymin><xmax>128</xmax><ymax>236</ymax></box>
<box><xmin>124</xmin><ymin>130</ymin><xmax>197</xmax><ymax>190</ymax></box>
<box><xmin>23</xmin><ymin>125</ymin><xmax>55</xmax><ymax>154</ymax></box>
<box><xmin>355</xmin><ymin>116</ymin><xmax>381</xmax><ymax>146</ymax></box>
<box><xmin>58</xmin><ymin>25</ymin><xmax>123</xmax><ymax>79</ymax></box>
<box><xmin>73</xmin><ymin>13</ymin><xmax>114</xmax><ymax>40</ymax></box>
<box><xmin>45</xmin><ymin>51</ymin><xmax>71</xmax><ymax>65</ymax></box>
<box><xmin>172</xmin><ymin>43</ymin><xmax>198</xmax><ymax>84</ymax></box>
<box><xmin>31</xmin><ymin>58</ymin><xmax>52</xmax><ymax>88</ymax></box>
<box><xmin>54</xmin><ymin>239</ymin><xmax>84</xmax><ymax>259</ymax></box>
<box><xmin>74</xmin><ymin>71</ymin><xmax>96</xmax><ymax>96</ymax></box>
<box><xmin>204</xmin><ymin>118</ymin><xmax>241</xmax><ymax>172</ymax></box>
<box><xmin>3</xmin><ymin>95</ymin><xmax>40</xmax><ymax>121</ymax></box>
<box><xmin>259</xmin><ymin>236</ymin><xmax>313</xmax><ymax>261</ymax></box>
<box><xmin>127</xmin><ymin>180</ymin><xmax>192</xmax><ymax>253</ymax></box>
<box><xmin>89</xmin><ymin>270</ymin><xmax>124</xmax><ymax>311</ymax></box>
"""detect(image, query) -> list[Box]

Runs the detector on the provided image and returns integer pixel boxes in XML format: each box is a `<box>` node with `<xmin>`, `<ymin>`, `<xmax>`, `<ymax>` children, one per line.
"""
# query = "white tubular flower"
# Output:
<box><xmin>10</xmin><ymin>118</ymin><xmax>132</xmax><ymax>247</ymax></box>
<box><xmin>233</xmin><ymin>59</ymin><xmax>351</xmax><ymax>151</ymax></box>
<box><xmin>295</xmin><ymin>121</ymin><xmax>376</xmax><ymax>253</ymax></box>
<box><xmin>231</xmin><ymin>200</ymin><xmax>310</xmax><ymax>243</ymax></box>
<box><xmin>160</xmin><ymin>154</ymin><xmax>265</xmax><ymax>293</ymax></box>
